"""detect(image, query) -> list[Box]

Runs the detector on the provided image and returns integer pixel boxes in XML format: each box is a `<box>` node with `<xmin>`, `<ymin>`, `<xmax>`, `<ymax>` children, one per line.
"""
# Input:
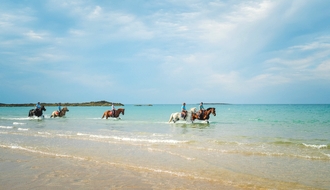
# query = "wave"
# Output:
<box><xmin>77</xmin><ymin>133</ymin><xmax>188</xmax><ymax>144</ymax></box>
<box><xmin>0</xmin><ymin>144</ymin><xmax>86</xmax><ymax>160</ymax></box>
<box><xmin>18</xmin><ymin>128</ymin><xmax>29</xmax><ymax>131</ymax></box>
<box><xmin>13</xmin><ymin>122</ymin><xmax>26</xmax><ymax>125</ymax></box>
<box><xmin>0</xmin><ymin>126</ymin><xmax>13</xmax><ymax>129</ymax></box>
<box><xmin>302</xmin><ymin>143</ymin><xmax>328</xmax><ymax>149</ymax></box>
<box><xmin>147</xmin><ymin>148</ymin><xmax>196</xmax><ymax>160</ymax></box>
<box><xmin>2</xmin><ymin>117</ymin><xmax>31</xmax><ymax>121</ymax></box>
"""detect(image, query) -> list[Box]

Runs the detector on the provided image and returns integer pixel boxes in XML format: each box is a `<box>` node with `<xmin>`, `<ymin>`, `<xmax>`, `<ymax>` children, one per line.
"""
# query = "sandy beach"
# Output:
<box><xmin>0</xmin><ymin>148</ymin><xmax>239</xmax><ymax>190</ymax></box>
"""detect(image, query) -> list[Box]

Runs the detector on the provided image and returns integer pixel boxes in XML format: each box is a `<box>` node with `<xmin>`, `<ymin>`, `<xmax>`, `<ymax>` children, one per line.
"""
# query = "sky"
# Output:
<box><xmin>1</xmin><ymin>0</ymin><xmax>330</xmax><ymax>104</ymax></box>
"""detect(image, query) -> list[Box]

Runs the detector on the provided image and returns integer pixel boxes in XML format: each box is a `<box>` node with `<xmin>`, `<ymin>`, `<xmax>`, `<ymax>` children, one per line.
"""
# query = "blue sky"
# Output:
<box><xmin>1</xmin><ymin>0</ymin><xmax>330</xmax><ymax>104</ymax></box>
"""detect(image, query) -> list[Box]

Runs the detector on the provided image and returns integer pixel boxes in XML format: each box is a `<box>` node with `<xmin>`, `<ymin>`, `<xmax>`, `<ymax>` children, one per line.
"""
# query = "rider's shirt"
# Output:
<box><xmin>181</xmin><ymin>105</ymin><xmax>186</xmax><ymax>111</ymax></box>
<box><xmin>58</xmin><ymin>106</ymin><xmax>62</xmax><ymax>112</ymax></box>
<box><xmin>199</xmin><ymin>105</ymin><xmax>204</xmax><ymax>110</ymax></box>
<box><xmin>36</xmin><ymin>104</ymin><xmax>41</xmax><ymax>109</ymax></box>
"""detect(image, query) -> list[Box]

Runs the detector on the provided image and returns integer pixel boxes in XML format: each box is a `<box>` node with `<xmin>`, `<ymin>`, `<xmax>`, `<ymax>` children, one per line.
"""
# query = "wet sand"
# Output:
<box><xmin>0</xmin><ymin>148</ymin><xmax>238</xmax><ymax>190</ymax></box>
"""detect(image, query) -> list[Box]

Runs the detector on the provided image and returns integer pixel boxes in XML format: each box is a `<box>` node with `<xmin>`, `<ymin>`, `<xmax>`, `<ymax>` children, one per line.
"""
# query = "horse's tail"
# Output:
<box><xmin>101</xmin><ymin>113</ymin><xmax>105</xmax><ymax>119</ymax></box>
<box><xmin>168</xmin><ymin>114</ymin><xmax>173</xmax><ymax>123</ymax></box>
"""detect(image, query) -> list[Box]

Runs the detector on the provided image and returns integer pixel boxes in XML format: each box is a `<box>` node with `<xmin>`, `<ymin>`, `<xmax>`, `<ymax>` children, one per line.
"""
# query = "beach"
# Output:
<box><xmin>0</xmin><ymin>104</ymin><xmax>329</xmax><ymax>189</ymax></box>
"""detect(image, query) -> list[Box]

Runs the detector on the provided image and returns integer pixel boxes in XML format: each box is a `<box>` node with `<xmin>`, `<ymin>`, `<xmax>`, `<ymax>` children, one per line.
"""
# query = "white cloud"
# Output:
<box><xmin>315</xmin><ymin>61</ymin><xmax>330</xmax><ymax>80</ymax></box>
<box><xmin>227</xmin><ymin>0</ymin><xmax>273</xmax><ymax>23</ymax></box>
<box><xmin>24</xmin><ymin>30</ymin><xmax>45</xmax><ymax>40</ymax></box>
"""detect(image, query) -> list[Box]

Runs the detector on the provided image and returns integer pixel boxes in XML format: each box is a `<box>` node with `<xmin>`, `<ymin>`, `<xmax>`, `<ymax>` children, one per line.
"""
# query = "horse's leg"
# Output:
<box><xmin>168</xmin><ymin>115</ymin><xmax>173</xmax><ymax>123</ymax></box>
<box><xmin>172</xmin><ymin>115</ymin><xmax>177</xmax><ymax>123</ymax></box>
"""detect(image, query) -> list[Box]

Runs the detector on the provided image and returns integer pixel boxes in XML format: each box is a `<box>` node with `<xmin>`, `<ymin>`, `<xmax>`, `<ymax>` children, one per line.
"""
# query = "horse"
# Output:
<box><xmin>28</xmin><ymin>105</ymin><xmax>46</xmax><ymax>118</ymax></box>
<box><xmin>191</xmin><ymin>107</ymin><xmax>216</xmax><ymax>123</ymax></box>
<box><xmin>168</xmin><ymin>107</ymin><xmax>196</xmax><ymax>123</ymax></box>
<box><xmin>102</xmin><ymin>108</ymin><xmax>125</xmax><ymax>119</ymax></box>
<box><xmin>50</xmin><ymin>107</ymin><xmax>69</xmax><ymax>118</ymax></box>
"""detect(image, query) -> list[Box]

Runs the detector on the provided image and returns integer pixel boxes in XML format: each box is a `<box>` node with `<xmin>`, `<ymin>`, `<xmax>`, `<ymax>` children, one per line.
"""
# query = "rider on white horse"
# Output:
<box><xmin>168</xmin><ymin>106</ymin><xmax>196</xmax><ymax>123</ymax></box>
<box><xmin>181</xmin><ymin>102</ymin><xmax>187</xmax><ymax>119</ymax></box>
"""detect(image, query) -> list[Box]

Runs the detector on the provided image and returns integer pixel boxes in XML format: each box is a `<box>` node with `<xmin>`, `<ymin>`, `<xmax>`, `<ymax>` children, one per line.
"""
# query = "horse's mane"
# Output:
<box><xmin>206</xmin><ymin>107</ymin><xmax>215</xmax><ymax>111</ymax></box>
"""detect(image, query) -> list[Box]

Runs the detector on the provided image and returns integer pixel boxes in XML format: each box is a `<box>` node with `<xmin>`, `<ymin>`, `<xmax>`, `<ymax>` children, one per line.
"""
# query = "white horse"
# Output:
<box><xmin>168</xmin><ymin>107</ymin><xmax>196</xmax><ymax>123</ymax></box>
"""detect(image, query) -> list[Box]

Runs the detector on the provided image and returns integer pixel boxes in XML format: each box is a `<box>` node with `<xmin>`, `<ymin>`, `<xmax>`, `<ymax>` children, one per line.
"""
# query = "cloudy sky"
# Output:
<box><xmin>1</xmin><ymin>0</ymin><xmax>330</xmax><ymax>104</ymax></box>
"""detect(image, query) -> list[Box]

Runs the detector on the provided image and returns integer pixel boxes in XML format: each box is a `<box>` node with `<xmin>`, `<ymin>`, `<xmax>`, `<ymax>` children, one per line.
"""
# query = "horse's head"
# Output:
<box><xmin>121</xmin><ymin>108</ymin><xmax>125</xmax><ymax>115</ymax></box>
<box><xmin>63</xmin><ymin>107</ymin><xmax>69</xmax><ymax>112</ymax></box>
<box><xmin>190</xmin><ymin>107</ymin><xmax>196</xmax><ymax>113</ymax></box>
<box><xmin>211</xmin><ymin>108</ymin><xmax>216</xmax><ymax>116</ymax></box>
<box><xmin>41</xmin><ymin>105</ymin><xmax>46</xmax><ymax>111</ymax></box>
<box><xmin>206</xmin><ymin>107</ymin><xmax>216</xmax><ymax>116</ymax></box>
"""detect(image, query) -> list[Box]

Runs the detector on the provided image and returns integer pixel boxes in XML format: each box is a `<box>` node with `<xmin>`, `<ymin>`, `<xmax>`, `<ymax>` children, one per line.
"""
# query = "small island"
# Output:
<box><xmin>0</xmin><ymin>100</ymin><xmax>124</xmax><ymax>107</ymax></box>
<box><xmin>134</xmin><ymin>104</ymin><xmax>153</xmax><ymax>106</ymax></box>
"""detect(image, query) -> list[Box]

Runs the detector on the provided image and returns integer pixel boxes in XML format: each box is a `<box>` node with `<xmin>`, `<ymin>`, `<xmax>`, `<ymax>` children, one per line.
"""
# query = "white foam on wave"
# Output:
<box><xmin>112</xmin><ymin>136</ymin><xmax>187</xmax><ymax>144</ymax></box>
<box><xmin>78</xmin><ymin>133</ymin><xmax>187</xmax><ymax>144</ymax></box>
<box><xmin>18</xmin><ymin>128</ymin><xmax>29</xmax><ymax>131</ymax></box>
<box><xmin>302</xmin><ymin>143</ymin><xmax>327</xmax><ymax>149</ymax></box>
<box><xmin>6</xmin><ymin>117</ymin><xmax>30</xmax><ymax>121</ymax></box>
<box><xmin>147</xmin><ymin>148</ymin><xmax>195</xmax><ymax>160</ymax></box>
<box><xmin>0</xmin><ymin>126</ymin><xmax>13</xmax><ymax>129</ymax></box>
<box><xmin>131</xmin><ymin>165</ymin><xmax>217</xmax><ymax>182</ymax></box>
<box><xmin>322</xmin><ymin>153</ymin><xmax>330</xmax><ymax>158</ymax></box>
<box><xmin>38</xmin><ymin>132</ymin><xmax>51</xmax><ymax>135</ymax></box>
<box><xmin>77</xmin><ymin>133</ymin><xmax>89</xmax><ymax>136</ymax></box>
<box><xmin>0</xmin><ymin>144</ymin><xmax>86</xmax><ymax>160</ymax></box>
<box><xmin>13</xmin><ymin>122</ymin><xmax>26</xmax><ymax>125</ymax></box>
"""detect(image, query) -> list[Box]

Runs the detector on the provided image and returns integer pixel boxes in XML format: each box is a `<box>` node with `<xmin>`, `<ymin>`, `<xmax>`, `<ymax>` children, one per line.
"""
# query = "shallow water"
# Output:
<box><xmin>0</xmin><ymin>104</ymin><xmax>329</xmax><ymax>189</ymax></box>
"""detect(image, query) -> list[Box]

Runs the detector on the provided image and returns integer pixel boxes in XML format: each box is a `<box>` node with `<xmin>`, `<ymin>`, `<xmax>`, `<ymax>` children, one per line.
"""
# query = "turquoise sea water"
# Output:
<box><xmin>0</xmin><ymin>104</ymin><xmax>329</xmax><ymax>189</ymax></box>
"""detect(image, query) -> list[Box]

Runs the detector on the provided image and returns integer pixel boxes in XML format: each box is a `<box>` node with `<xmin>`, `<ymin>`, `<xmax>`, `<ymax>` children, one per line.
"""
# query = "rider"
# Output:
<box><xmin>181</xmin><ymin>102</ymin><xmax>187</xmax><ymax>119</ymax></box>
<box><xmin>35</xmin><ymin>102</ymin><xmax>41</xmax><ymax>113</ymax></box>
<box><xmin>111</xmin><ymin>103</ymin><xmax>116</xmax><ymax>117</ymax></box>
<box><xmin>198</xmin><ymin>102</ymin><xmax>205</xmax><ymax>119</ymax></box>
<box><xmin>57</xmin><ymin>103</ymin><xmax>62</xmax><ymax>116</ymax></box>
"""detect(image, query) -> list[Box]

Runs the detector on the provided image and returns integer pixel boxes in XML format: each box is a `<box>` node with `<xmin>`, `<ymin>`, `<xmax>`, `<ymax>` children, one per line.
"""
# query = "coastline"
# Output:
<box><xmin>0</xmin><ymin>100</ymin><xmax>124</xmax><ymax>107</ymax></box>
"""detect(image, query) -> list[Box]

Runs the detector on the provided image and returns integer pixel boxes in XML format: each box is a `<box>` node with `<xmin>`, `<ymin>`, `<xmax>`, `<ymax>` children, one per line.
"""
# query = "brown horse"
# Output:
<box><xmin>102</xmin><ymin>108</ymin><xmax>125</xmax><ymax>119</ymax></box>
<box><xmin>191</xmin><ymin>107</ymin><xmax>216</xmax><ymax>123</ymax></box>
<box><xmin>50</xmin><ymin>107</ymin><xmax>69</xmax><ymax>118</ymax></box>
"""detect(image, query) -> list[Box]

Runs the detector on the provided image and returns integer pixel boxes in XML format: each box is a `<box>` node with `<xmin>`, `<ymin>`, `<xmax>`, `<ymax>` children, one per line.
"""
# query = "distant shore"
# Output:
<box><xmin>0</xmin><ymin>101</ymin><xmax>231</xmax><ymax>107</ymax></box>
<box><xmin>0</xmin><ymin>101</ymin><xmax>124</xmax><ymax>107</ymax></box>
<box><xmin>200</xmin><ymin>103</ymin><xmax>231</xmax><ymax>105</ymax></box>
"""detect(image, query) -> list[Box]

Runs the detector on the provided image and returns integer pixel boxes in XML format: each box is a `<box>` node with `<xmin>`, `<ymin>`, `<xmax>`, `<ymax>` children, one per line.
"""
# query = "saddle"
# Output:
<box><xmin>109</xmin><ymin>110</ymin><xmax>115</xmax><ymax>117</ymax></box>
<box><xmin>199</xmin><ymin>111</ymin><xmax>204</xmax><ymax>119</ymax></box>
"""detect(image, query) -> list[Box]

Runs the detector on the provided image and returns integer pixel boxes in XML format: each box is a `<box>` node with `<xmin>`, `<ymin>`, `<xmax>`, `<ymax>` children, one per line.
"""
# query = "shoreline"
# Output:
<box><xmin>0</xmin><ymin>100</ymin><xmax>124</xmax><ymax>107</ymax></box>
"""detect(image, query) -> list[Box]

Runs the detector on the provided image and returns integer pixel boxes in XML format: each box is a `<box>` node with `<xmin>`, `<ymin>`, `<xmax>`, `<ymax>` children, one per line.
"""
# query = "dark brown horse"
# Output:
<box><xmin>191</xmin><ymin>107</ymin><xmax>216</xmax><ymax>123</ymax></box>
<box><xmin>102</xmin><ymin>108</ymin><xmax>125</xmax><ymax>119</ymax></box>
<box><xmin>28</xmin><ymin>105</ymin><xmax>46</xmax><ymax>117</ymax></box>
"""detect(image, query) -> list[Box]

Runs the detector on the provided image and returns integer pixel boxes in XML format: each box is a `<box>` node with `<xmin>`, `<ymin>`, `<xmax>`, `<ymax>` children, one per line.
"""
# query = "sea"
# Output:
<box><xmin>0</xmin><ymin>104</ymin><xmax>329</xmax><ymax>189</ymax></box>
